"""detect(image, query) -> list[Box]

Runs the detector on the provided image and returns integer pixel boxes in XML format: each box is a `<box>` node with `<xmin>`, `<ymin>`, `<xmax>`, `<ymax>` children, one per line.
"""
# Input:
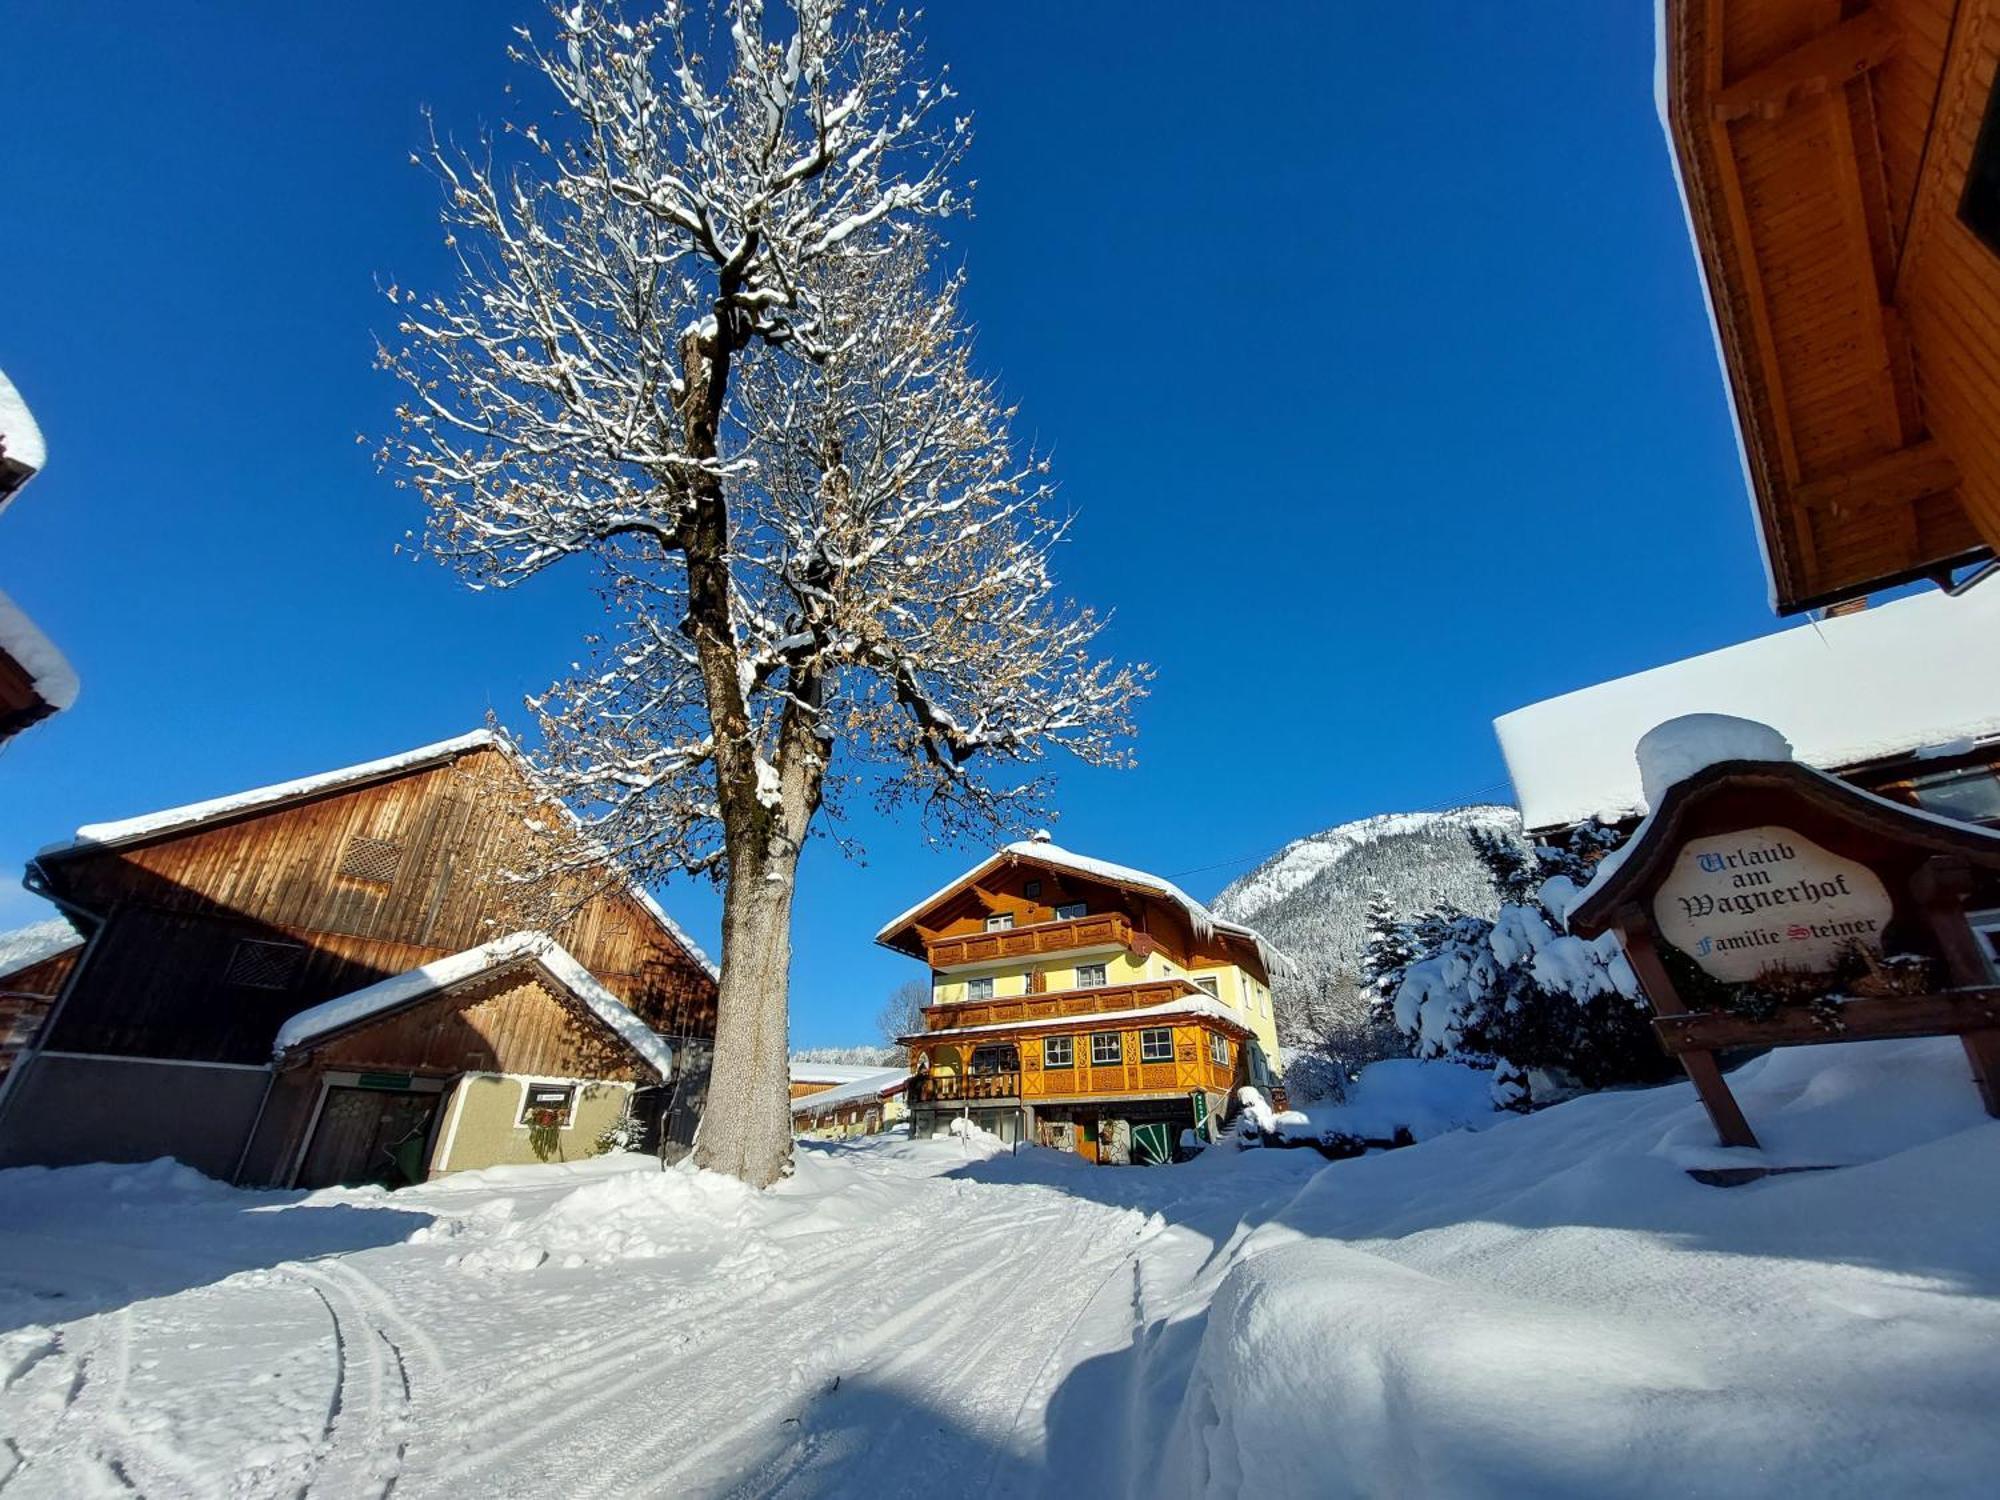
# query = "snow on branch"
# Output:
<box><xmin>382</xmin><ymin>0</ymin><xmax>966</xmax><ymax>588</ymax></box>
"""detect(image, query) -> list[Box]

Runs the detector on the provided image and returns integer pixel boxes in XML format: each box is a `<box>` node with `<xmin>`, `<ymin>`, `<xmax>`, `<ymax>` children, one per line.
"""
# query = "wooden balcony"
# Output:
<box><xmin>912</xmin><ymin>1072</ymin><xmax>1021</xmax><ymax>1105</ymax></box>
<box><xmin>924</xmin><ymin>977</ymin><xmax>1206</xmax><ymax>1033</ymax></box>
<box><xmin>925</xmin><ymin>913</ymin><xmax>1144</xmax><ymax>970</ymax></box>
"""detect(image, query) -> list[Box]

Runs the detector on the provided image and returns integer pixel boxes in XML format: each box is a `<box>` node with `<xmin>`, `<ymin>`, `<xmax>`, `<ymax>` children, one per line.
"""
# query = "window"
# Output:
<box><xmin>985</xmin><ymin>913</ymin><xmax>1015</xmax><ymax>932</ymax></box>
<box><xmin>1075</xmin><ymin>963</ymin><xmax>1108</xmax><ymax>989</ymax></box>
<box><xmin>1023</xmin><ymin>879</ymin><xmax>1042</xmax><ymax>899</ymax></box>
<box><xmin>1043</xmin><ymin>1035</ymin><xmax>1073</xmax><ymax>1068</ymax></box>
<box><xmin>1190</xmin><ymin>975</ymin><xmax>1219</xmax><ymax>1000</ymax></box>
<box><xmin>969</xmin><ymin>1044</ymin><xmax>1018</xmax><ymax>1076</ymax></box>
<box><xmin>337</xmin><ymin>833</ymin><xmax>403</xmax><ymax>885</ymax></box>
<box><xmin>1209</xmin><ymin>1033</ymin><xmax>1230</xmax><ymax>1068</ymax></box>
<box><xmin>1054</xmin><ymin>902</ymin><xmax>1086</xmax><ymax>921</ymax></box>
<box><xmin>224</xmin><ymin>938</ymin><xmax>305</xmax><ymax>991</ymax></box>
<box><xmin>1973</xmin><ymin>911</ymin><xmax>2000</xmax><ymax>981</ymax></box>
<box><xmin>1140</xmin><ymin>1028</ymin><xmax>1173</xmax><ymax>1063</ymax></box>
<box><xmin>1909</xmin><ymin>766</ymin><xmax>2000</xmax><ymax>825</ymax></box>
<box><xmin>520</xmin><ymin>1082</ymin><xmax>576</xmax><ymax>1127</ymax></box>
<box><xmin>1961</xmin><ymin>60</ymin><xmax>2000</xmax><ymax>258</ymax></box>
<box><xmin>1090</xmin><ymin>1032</ymin><xmax>1122</xmax><ymax>1067</ymax></box>
<box><xmin>968</xmin><ymin>976</ymin><xmax>996</xmax><ymax>1002</ymax></box>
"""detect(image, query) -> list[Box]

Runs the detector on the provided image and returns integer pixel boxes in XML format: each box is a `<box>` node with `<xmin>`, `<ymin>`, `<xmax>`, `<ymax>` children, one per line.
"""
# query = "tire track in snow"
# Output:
<box><xmin>399</xmin><ymin>1192</ymin><xmax>1078</xmax><ymax>1494</ymax></box>
<box><xmin>286</xmin><ymin>1262</ymin><xmax>417</xmax><ymax>1500</ymax></box>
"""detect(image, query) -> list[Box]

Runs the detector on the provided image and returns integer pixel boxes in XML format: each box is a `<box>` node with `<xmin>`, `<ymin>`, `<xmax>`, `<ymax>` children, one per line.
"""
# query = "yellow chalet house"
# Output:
<box><xmin>877</xmin><ymin>834</ymin><xmax>1293</xmax><ymax>1163</ymax></box>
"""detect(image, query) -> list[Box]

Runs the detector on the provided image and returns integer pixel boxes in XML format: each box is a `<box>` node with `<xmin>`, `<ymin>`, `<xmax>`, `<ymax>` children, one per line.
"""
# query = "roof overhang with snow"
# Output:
<box><xmin>876</xmin><ymin>839</ymin><xmax>1296</xmax><ymax>980</ymax></box>
<box><xmin>1656</xmin><ymin>0</ymin><xmax>1996</xmax><ymax>614</ymax></box>
<box><xmin>0</xmin><ymin>366</ymin><xmax>47</xmax><ymax>513</ymax></box>
<box><xmin>1496</xmin><ymin>583</ymin><xmax>2000</xmax><ymax>834</ymax></box>
<box><xmin>0</xmin><ymin>588</ymin><xmax>78</xmax><ymax>740</ymax></box>
<box><xmin>272</xmin><ymin>931</ymin><xmax>677</xmax><ymax>1080</ymax></box>
<box><xmin>790</xmin><ymin>1069</ymin><xmax>909</xmax><ymax>1116</ymax></box>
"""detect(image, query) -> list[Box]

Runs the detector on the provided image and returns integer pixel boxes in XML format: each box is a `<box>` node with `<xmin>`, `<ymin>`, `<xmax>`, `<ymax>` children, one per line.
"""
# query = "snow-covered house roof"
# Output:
<box><xmin>35</xmin><ymin>727</ymin><xmax>717</xmax><ymax>981</ymax></box>
<box><xmin>1495</xmin><ymin>583</ymin><xmax>2000</xmax><ymax>833</ymax></box>
<box><xmin>877</xmin><ymin>835</ymin><xmax>1297</xmax><ymax>979</ymax></box>
<box><xmin>790</xmin><ymin>1068</ymin><xmax>908</xmax><ymax>1117</ymax></box>
<box><xmin>272</xmin><ymin>931</ymin><xmax>676</xmax><ymax>1079</ymax></box>
<box><xmin>0</xmin><ymin>366</ymin><xmax>48</xmax><ymax>508</ymax></box>
<box><xmin>0</xmin><ymin>916</ymin><xmax>82</xmax><ymax>981</ymax></box>
<box><xmin>0</xmin><ymin>588</ymin><xmax>79</xmax><ymax>722</ymax></box>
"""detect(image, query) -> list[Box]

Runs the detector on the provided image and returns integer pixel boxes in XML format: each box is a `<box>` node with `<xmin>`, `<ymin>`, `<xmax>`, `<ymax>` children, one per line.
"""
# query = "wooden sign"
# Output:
<box><xmin>1568</xmin><ymin>758</ymin><xmax>2000</xmax><ymax>1158</ymax></box>
<box><xmin>1654</xmin><ymin>825</ymin><xmax>1894</xmax><ymax>982</ymax></box>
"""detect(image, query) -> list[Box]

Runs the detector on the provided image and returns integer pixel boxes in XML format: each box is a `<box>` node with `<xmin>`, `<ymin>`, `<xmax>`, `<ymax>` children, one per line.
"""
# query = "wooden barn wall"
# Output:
<box><xmin>296</xmin><ymin>973</ymin><xmax>655</xmax><ymax>1083</ymax></box>
<box><xmin>1893</xmin><ymin>0</ymin><xmax>2000</xmax><ymax>549</ymax></box>
<box><xmin>47</xmin><ymin>748</ymin><xmax>714</xmax><ymax>1064</ymax></box>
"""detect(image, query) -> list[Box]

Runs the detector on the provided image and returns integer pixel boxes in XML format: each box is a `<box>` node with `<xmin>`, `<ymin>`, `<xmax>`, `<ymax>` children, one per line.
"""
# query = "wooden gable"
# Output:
<box><xmin>37</xmin><ymin>741</ymin><xmax>715</xmax><ymax>1064</ymax></box>
<box><xmin>1662</xmin><ymin>0</ymin><xmax>2000</xmax><ymax>612</ymax></box>
<box><xmin>280</xmin><ymin>966</ymin><xmax>661</xmax><ymax>1084</ymax></box>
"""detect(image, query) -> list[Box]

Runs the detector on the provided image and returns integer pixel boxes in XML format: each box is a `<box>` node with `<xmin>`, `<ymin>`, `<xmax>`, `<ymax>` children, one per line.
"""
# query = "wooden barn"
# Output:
<box><xmin>0</xmin><ymin>731</ymin><xmax>718</xmax><ymax>1186</ymax></box>
<box><xmin>1660</xmin><ymin>0</ymin><xmax>2000</xmax><ymax>611</ymax></box>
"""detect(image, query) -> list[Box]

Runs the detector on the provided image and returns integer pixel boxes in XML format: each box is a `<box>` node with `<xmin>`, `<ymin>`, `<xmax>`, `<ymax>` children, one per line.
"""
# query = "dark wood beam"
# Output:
<box><xmin>1709</xmin><ymin>9</ymin><xmax>1900</xmax><ymax>124</ymax></box>
<box><xmin>1653</xmin><ymin>989</ymin><xmax>2000</xmax><ymax>1055</ymax></box>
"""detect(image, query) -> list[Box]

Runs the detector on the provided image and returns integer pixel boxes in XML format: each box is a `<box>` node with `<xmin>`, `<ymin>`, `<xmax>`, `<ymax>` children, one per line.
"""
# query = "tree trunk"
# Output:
<box><xmin>693</xmin><ymin>838</ymin><xmax>801</xmax><ymax>1187</ymax></box>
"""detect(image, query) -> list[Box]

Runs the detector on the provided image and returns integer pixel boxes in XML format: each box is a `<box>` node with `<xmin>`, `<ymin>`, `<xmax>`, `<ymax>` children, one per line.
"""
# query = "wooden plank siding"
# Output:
<box><xmin>1663</xmin><ymin>0</ymin><xmax>2000</xmax><ymax>611</ymax></box>
<box><xmin>293</xmin><ymin>971</ymin><xmax>658</xmax><ymax>1083</ymax></box>
<box><xmin>36</xmin><ymin>744</ymin><xmax>715</xmax><ymax>1065</ymax></box>
<box><xmin>912</xmin><ymin>1018</ymin><xmax>1242</xmax><ymax>1103</ymax></box>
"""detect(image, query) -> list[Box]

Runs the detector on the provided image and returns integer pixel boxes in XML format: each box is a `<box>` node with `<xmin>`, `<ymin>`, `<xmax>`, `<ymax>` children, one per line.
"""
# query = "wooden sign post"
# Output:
<box><xmin>1568</xmin><ymin>758</ymin><xmax>2000</xmax><ymax>1152</ymax></box>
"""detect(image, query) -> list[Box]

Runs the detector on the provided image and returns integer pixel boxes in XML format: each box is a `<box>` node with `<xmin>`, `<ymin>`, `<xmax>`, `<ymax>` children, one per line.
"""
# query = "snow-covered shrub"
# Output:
<box><xmin>1382</xmin><ymin>824</ymin><xmax>1676</xmax><ymax>1093</ymax></box>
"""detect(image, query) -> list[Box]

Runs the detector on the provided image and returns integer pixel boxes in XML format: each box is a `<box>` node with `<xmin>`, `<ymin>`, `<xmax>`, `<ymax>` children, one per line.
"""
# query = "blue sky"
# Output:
<box><xmin>0</xmin><ymin>2</ymin><xmax>1774</xmax><ymax>1047</ymax></box>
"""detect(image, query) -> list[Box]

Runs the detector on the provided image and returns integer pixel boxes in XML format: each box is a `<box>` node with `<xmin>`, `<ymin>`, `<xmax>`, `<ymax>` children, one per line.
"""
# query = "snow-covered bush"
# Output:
<box><xmin>1380</xmin><ymin>824</ymin><xmax>1676</xmax><ymax>1093</ymax></box>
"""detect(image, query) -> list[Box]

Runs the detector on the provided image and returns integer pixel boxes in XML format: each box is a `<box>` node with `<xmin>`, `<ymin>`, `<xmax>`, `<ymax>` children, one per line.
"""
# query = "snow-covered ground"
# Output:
<box><xmin>3</xmin><ymin>1037</ymin><xmax>1996</xmax><ymax>1498</ymax></box>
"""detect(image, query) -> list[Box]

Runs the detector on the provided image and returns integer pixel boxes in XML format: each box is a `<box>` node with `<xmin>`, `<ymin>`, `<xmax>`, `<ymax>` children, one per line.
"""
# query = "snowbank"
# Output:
<box><xmin>1158</xmin><ymin>1036</ymin><xmax>2000</xmax><ymax>1499</ymax></box>
<box><xmin>1295</xmin><ymin>1058</ymin><xmax>1501</xmax><ymax>1144</ymax></box>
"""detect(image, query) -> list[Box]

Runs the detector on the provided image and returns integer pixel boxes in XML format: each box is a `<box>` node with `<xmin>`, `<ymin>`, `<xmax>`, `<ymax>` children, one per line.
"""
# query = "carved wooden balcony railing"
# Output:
<box><xmin>912</xmin><ymin>1071</ymin><xmax>1021</xmax><ymax>1104</ymax></box>
<box><xmin>923</xmin><ymin>977</ymin><xmax>1206</xmax><ymax>1033</ymax></box>
<box><xmin>925</xmin><ymin>913</ymin><xmax>1144</xmax><ymax>970</ymax></box>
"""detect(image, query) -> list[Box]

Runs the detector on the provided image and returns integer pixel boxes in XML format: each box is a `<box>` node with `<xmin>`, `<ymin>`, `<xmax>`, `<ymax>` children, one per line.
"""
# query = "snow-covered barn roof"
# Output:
<box><xmin>272</xmin><ymin>930</ymin><xmax>676</xmax><ymax>1079</ymax></box>
<box><xmin>877</xmin><ymin>836</ymin><xmax>1297</xmax><ymax>978</ymax></box>
<box><xmin>0</xmin><ymin>589</ymin><xmax>79</xmax><ymax>718</ymax></box>
<box><xmin>791</xmin><ymin>1063</ymin><xmax>898</xmax><ymax>1086</ymax></box>
<box><xmin>790</xmin><ymin>1068</ymin><xmax>908</xmax><ymax>1117</ymax></box>
<box><xmin>0</xmin><ymin>916</ymin><xmax>82</xmax><ymax>980</ymax></box>
<box><xmin>35</xmin><ymin>728</ymin><xmax>717</xmax><ymax>981</ymax></box>
<box><xmin>1495</xmin><ymin>583</ymin><xmax>2000</xmax><ymax>833</ymax></box>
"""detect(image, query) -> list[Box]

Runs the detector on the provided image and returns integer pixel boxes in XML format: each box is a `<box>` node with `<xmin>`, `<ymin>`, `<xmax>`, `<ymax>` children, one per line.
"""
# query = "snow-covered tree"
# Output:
<box><xmin>875</xmin><ymin>979</ymin><xmax>927</xmax><ymax>1062</ymax></box>
<box><xmin>1387</xmin><ymin>824</ymin><xmax>1672</xmax><ymax>1093</ymax></box>
<box><xmin>384</xmin><ymin>0</ymin><xmax>1145</xmax><ymax>1187</ymax></box>
<box><xmin>1357</xmin><ymin>891</ymin><xmax>1417</xmax><ymax>1008</ymax></box>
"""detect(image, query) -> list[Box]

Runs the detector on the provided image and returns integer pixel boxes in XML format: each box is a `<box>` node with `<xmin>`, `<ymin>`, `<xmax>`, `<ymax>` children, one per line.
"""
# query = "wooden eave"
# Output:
<box><xmin>1662</xmin><ymin>0</ymin><xmax>1994</xmax><ymax>614</ymax></box>
<box><xmin>1568</xmin><ymin>757</ymin><xmax>2000</xmax><ymax>937</ymax></box>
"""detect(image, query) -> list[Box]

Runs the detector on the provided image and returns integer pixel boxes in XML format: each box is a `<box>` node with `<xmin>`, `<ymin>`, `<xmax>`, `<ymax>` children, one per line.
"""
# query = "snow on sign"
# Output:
<box><xmin>1654</xmin><ymin>826</ymin><xmax>1894</xmax><ymax>983</ymax></box>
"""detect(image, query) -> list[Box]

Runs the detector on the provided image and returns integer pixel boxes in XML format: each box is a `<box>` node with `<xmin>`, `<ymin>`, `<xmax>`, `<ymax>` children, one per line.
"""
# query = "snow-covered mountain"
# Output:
<box><xmin>1211</xmin><ymin>806</ymin><xmax>1520</xmax><ymax>1046</ymax></box>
